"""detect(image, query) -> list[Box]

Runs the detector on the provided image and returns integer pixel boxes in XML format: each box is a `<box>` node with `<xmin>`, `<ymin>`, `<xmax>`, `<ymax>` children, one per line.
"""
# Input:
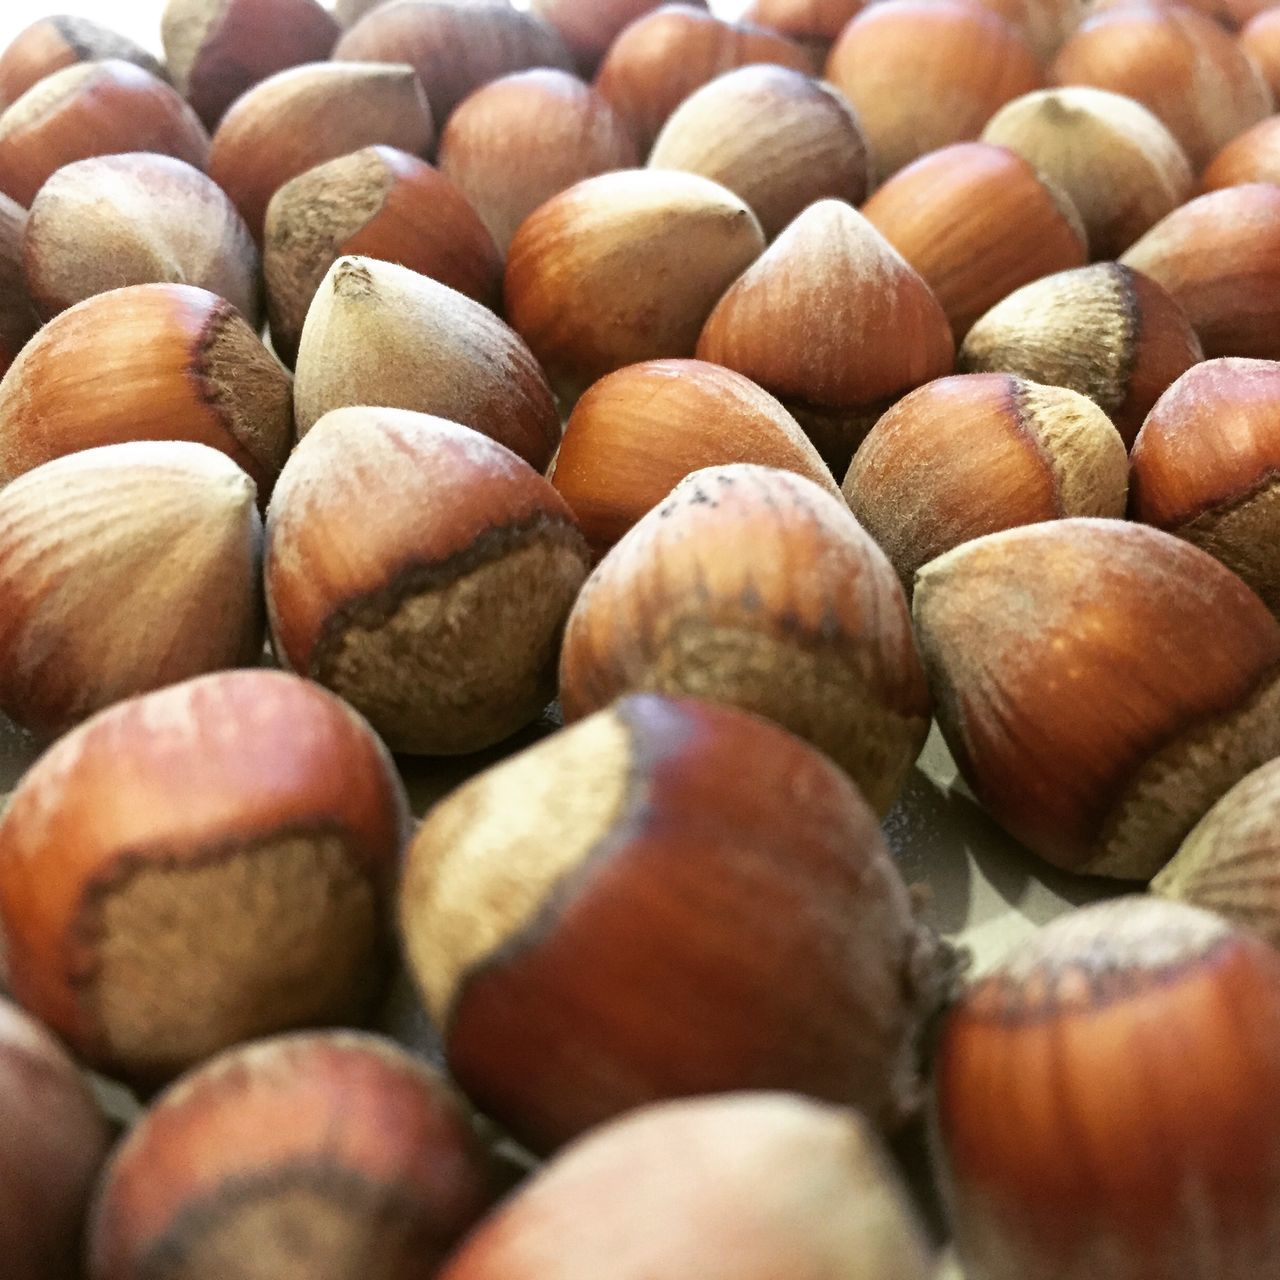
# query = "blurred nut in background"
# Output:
<box><xmin>741</xmin><ymin>0</ymin><xmax>865</xmax><ymax>65</ymax></box>
<box><xmin>1242</xmin><ymin>10</ymin><xmax>1280</xmax><ymax>104</ymax></box>
<box><xmin>0</xmin><ymin>191</ymin><xmax>36</xmax><ymax>378</ymax></box>
<box><xmin>1201</xmin><ymin>115</ymin><xmax>1280</xmax><ymax>193</ymax></box>
<box><xmin>532</xmin><ymin>0</ymin><xmax>706</xmax><ymax>75</ymax></box>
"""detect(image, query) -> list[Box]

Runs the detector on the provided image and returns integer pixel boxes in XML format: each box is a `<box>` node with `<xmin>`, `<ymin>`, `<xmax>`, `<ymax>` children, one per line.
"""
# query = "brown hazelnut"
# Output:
<box><xmin>1201</xmin><ymin>114</ymin><xmax>1280</xmax><ymax>193</ymax></box>
<box><xmin>504</xmin><ymin>169</ymin><xmax>766</xmax><ymax>401</ymax></box>
<box><xmin>647</xmin><ymin>64</ymin><xmax>869</xmax><ymax>239</ymax></box>
<box><xmin>532</xmin><ymin>0</ymin><xmax>707</xmax><ymax>75</ymax></box>
<box><xmin>0</xmin><ymin>669</ymin><xmax>409</xmax><ymax>1085</ymax></box>
<box><xmin>264</xmin><ymin>146</ymin><xmax>501</xmax><ymax>369</ymax></box>
<box><xmin>0</xmin><ymin>282</ymin><xmax>292</xmax><ymax>495</ymax></box>
<box><xmin>293</xmin><ymin>256</ymin><xmax>560</xmax><ymax>470</ymax></box>
<box><xmin>0</xmin><ymin>191</ymin><xmax>37</xmax><ymax>377</ymax></box>
<box><xmin>265</xmin><ymin>406</ymin><xmax>590</xmax><ymax>754</ymax></box>
<box><xmin>955</xmin><ymin>0</ymin><xmax>1085</xmax><ymax>60</ymax></box>
<box><xmin>844</xmin><ymin>373</ymin><xmax>1128</xmax><ymax>589</ymax></box>
<box><xmin>399</xmin><ymin>693</ymin><xmax>952</xmax><ymax>1151</ymax></box>
<box><xmin>559</xmin><ymin>464</ymin><xmax>932</xmax><ymax>812</ymax></box>
<box><xmin>1242</xmin><ymin>10</ymin><xmax>1280</xmax><ymax>104</ymax></box>
<box><xmin>741</xmin><ymin>0</ymin><xmax>866</xmax><ymax>64</ymax></box>
<box><xmin>23</xmin><ymin>152</ymin><xmax>261</xmax><ymax>325</ymax></box>
<box><xmin>958</xmin><ymin>262</ymin><xmax>1203</xmax><ymax>445</ymax></box>
<box><xmin>0</xmin><ymin>441</ymin><xmax>264</xmax><ymax>738</ymax></box>
<box><xmin>913</xmin><ymin>518</ymin><xmax>1280</xmax><ymax>878</ymax></box>
<box><xmin>861</xmin><ymin>140</ymin><xmax>1087</xmax><ymax>339</ymax></box>
<box><xmin>437</xmin><ymin>69</ymin><xmax>639</xmax><ymax>254</ymax></box>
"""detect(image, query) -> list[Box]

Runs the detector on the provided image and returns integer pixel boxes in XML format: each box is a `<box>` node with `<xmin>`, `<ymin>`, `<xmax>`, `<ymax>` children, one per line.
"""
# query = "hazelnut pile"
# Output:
<box><xmin>1</xmin><ymin>1</ymin><xmax>1280</xmax><ymax>1277</ymax></box>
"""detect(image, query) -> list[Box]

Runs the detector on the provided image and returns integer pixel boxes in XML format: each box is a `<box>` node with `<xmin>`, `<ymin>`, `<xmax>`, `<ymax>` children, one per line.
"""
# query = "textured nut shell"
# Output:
<box><xmin>958</xmin><ymin>262</ymin><xmax>1203</xmax><ymax>446</ymax></box>
<box><xmin>1201</xmin><ymin>116</ymin><xmax>1280</xmax><ymax>193</ymax></box>
<box><xmin>266</xmin><ymin>407</ymin><xmax>590</xmax><ymax>754</ymax></box>
<box><xmin>533</xmin><ymin>0</ymin><xmax>700</xmax><ymax>71</ymax></box>
<box><xmin>1049</xmin><ymin>6</ymin><xmax>1273</xmax><ymax>168</ymax></box>
<box><xmin>648</xmin><ymin>65</ymin><xmax>868</xmax><ymax>239</ymax></box>
<box><xmin>0</xmin><ymin>669</ymin><xmax>408</xmax><ymax>1082</ymax></box>
<box><xmin>207</xmin><ymin>62</ymin><xmax>434</xmax><ymax>242</ymax></box>
<box><xmin>293</xmin><ymin>256</ymin><xmax>559</xmax><ymax>470</ymax></box>
<box><xmin>0</xmin><ymin>283</ymin><xmax>292</xmax><ymax>495</ymax></box>
<box><xmin>936</xmin><ymin>898</ymin><xmax>1280</xmax><ymax>1280</ymax></box>
<box><xmin>264</xmin><ymin>146</ymin><xmax>501</xmax><ymax>368</ymax></box>
<box><xmin>0</xmin><ymin>996</ymin><xmax>112</xmax><ymax>1280</ymax></box>
<box><xmin>0</xmin><ymin>442</ymin><xmax>264</xmax><ymax>738</ymax></box>
<box><xmin>23</xmin><ymin>153</ymin><xmax>261</xmax><ymax>325</ymax></box>
<box><xmin>334</xmin><ymin>1</ymin><xmax>573</xmax><ymax>125</ymax></box>
<box><xmin>88</xmin><ymin>1032</ymin><xmax>499</xmax><ymax>1278</ymax></box>
<box><xmin>1121</xmin><ymin>184</ymin><xmax>1280</xmax><ymax>362</ymax></box>
<box><xmin>913</xmin><ymin>519</ymin><xmax>1280</xmax><ymax>878</ymax></box>
<box><xmin>559</xmin><ymin>465</ymin><xmax>931</xmax><ymax>813</ymax></box>
<box><xmin>504</xmin><ymin>170</ymin><xmax>766</xmax><ymax>401</ymax></box>
<box><xmin>825</xmin><ymin>0</ymin><xmax>1044</xmax><ymax>183</ymax></box>
<box><xmin>161</xmin><ymin>0</ymin><xmax>340</xmax><ymax>129</ymax></box>
<box><xmin>861</xmin><ymin>142</ymin><xmax>1087</xmax><ymax>339</ymax></box>
<box><xmin>438</xmin><ymin>70</ymin><xmax>639</xmax><ymax>253</ymax></box>
<box><xmin>552</xmin><ymin>359</ymin><xmax>842</xmax><ymax>556</ymax></box>
<box><xmin>980</xmin><ymin>86</ymin><xmax>1192</xmax><ymax>260</ymax></box>
<box><xmin>400</xmin><ymin>694</ymin><xmax>947</xmax><ymax>1150</ymax></box>
<box><xmin>439</xmin><ymin>1094</ymin><xmax>935</xmax><ymax>1280</ymax></box>
<box><xmin>1242</xmin><ymin>11</ymin><xmax>1280</xmax><ymax>103</ymax></box>
<box><xmin>595</xmin><ymin>6</ymin><xmax>813</xmax><ymax>153</ymax></box>
<box><xmin>0</xmin><ymin>193</ymin><xmax>36</xmax><ymax>378</ymax></box>
<box><xmin>844</xmin><ymin>374</ymin><xmax>1128</xmax><ymax>589</ymax></box>
<box><xmin>0</xmin><ymin>60</ymin><xmax>209</xmax><ymax>208</ymax></box>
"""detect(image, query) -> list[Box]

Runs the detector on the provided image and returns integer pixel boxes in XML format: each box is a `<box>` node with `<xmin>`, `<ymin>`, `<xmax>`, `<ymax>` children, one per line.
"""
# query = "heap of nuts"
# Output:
<box><xmin>4</xmin><ymin>0</ymin><xmax>1280</xmax><ymax>1277</ymax></box>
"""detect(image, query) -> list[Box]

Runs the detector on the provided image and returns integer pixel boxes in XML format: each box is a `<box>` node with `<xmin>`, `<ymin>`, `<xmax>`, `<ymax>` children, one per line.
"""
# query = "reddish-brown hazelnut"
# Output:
<box><xmin>825</xmin><ymin>0</ymin><xmax>1044</xmax><ymax>184</ymax></box>
<box><xmin>266</xmin><ymin>406</ymin><xmax>590</xmax><ymax>754</ymax></box>
<box><xmin>861</xmin><ymin>141</ymin><xmax>1087</xmax><ymax>339</ymax></box>
<box><xmin>23</xmin><ymin>152</ymin><xmax>261</xmax><ymax>324</ymax></box>
<box><xmin>935</xmin><ymin>897</ymin><xmax>1280</xmax><ymax>1280</ymax></box>
<box><xmin>0</xmin><ymin>60</ymin><xmax>210</xmax><ymax>209</ymax></box>
<box><xmin>0</xmin><ymin>670</ymin><xmax>409</xmax><ymax>1085</ymax></box>
<box><xmin>293</xmin><ymin>256</ymin><xmax>560</xmax><ymax>470</ymax></box>
<box><xmin>1201</xmin><ymin>114</ymin><xmax>1280</xmax><ymax>192</ymax></box>
<box><xmin>552</xmin><ymin>358</ymin><xmax>842</xmax><ymax>557</ymax></box>
<box><xmin>264</xmin><ymin>146</ymin><xmax>501</xmax><ymax>368</ymax></box>
<box><xmin>958</xmin><ymin>262</ymin><xmax>1203</xmax><ymax>446</ymax></box>
<box><xmin>1242</xmin><ymin>10</ymin><xmax>1280</xmax><ymax>103</ymax></box>
<box><xmin>438</xmin><ymin>70</ymin><xmax>639</xmax><ymax>254</ymax></box>
<box><xmin>88</xmin><ymin>1032</ymin><xmax>502</xmax><ymax>1279</ymax></box>
<box><xmin>954</xmin><ymin>0</ymin><xmax>1085</xmax><ymax>60</ymax></box>
<box><xmin>207</xmin><ymin>61</ymin><xmax>434</xmax><ymax>242</ymax></box>
<box><xmin>913</xmin><ymin>518</ymin><xmax>1280</xmax><ymax>878</ymax></box>
<box><xmin>697</xmin><ymin>199</ymin><xmax>955</xmax><ymax>473</ymax></box>
<box><xmin>532</xmin><ymin>0</ymin><xmax>706</xmax><ymax>74</ymax></box>
<box><xmin>0</xmin><ymin>283</ymin><xmax>292</xmax><ymax>495</ymax></box>
<box><xmin>0</xmin><ymin>191</ymin><xmax>37</xmax><ymax>378</ymax></box>
<box><xmin>504</xmin><ymin>169</ymin><xmax>766</xmax><ymax>401</ymax></box>
<box><xmin>560</xmin><ymin>464</ymin><xmax>932</xmax><ymax>812</ymax></box>
<box><xmin>741</xmin><ymin>0</ymin><xmax>865</xmax><ymax>64</ymax></box>
<box><xmin>399</xmin><ymin>693</ymin><xmax>951</xmax><ymax>1152</ymax></box>
<box><xmin>0</xmin><ymin>996</ymin><xmax>113</xmax><ymax>1280</ymax></box>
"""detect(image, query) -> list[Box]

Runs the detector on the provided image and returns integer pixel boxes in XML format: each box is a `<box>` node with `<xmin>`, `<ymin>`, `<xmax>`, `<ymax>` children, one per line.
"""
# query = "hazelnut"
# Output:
<box><xmin>913</xmin><ymin>518</ymin><xmax>1280</xmax><ymax>879</ymax></box>
<box><xmin>844</xmin><ymin>373</ymin><xmax>1128</xmax><ymax>590</ymax></box>
<box><xmin>439</xmin><ymin>1094</ymin><xmax>936</xmax><ymax>1280</ymax></box>
<box><xmin>740</xmin><ymin>0</ymin><xmax>865</xmax><ymax>64</ymax></box>
<box><xmin>980</xmin><ymin>85</ymin><xmax>1193</xmax><ymax>259</ymax></box>
<box><xmin>437</xmin><ymin>69</ymin><xmax>639</xmax><ymax>254</ymax></box>
<box><xmin>0</xmin><ymin>15</ymin><xmax>167</xmax><ymax>110</ymax></box>
<box><xmin>1130</xmin><ymin>358</ymin><xmax>1280</xmax><ymax>613</ymax></box>
<box><xmin>531</xmin><ymin>0</ymin><xmax>706</xmax><ymax>75</ymax></box>
<box><xmin>333</xmin><ymin>1</ymin><xmax>573</xmax><ymax>128</ymax></box>
<box><xmin>696</xmin><ymin>199</ymin><xmax>955</xmax><ymax>474</ymax></box>
<box><xmin>552</xmin><ymin>358</ymin><xmax>842</xmax><ymax>557</ymax></box>
<box><xmin>595</xmin><ymin>5</ymin><xmax>812</xmax><ymax>154</ymax></box>
<box><xmin>825</xmin><ymin>0</ymin><xmax>1044</xmax><ymax>184</ymax></box>
<box><xmin>0</xmin><ymin>669</ymin><xmax>409</xmax><ymax>1085</ymax></box>
<box><xmin>1200</xmin><ymin>114</ymin><xmax>1280</xmax><ymax>193</ymax></box>
<box><xmin>161</xmin><ymin>0</ymin><xmax>340</xmax><ymax>131</ymax></box>
<box><xmin>1120</xmin><ymin>183</ymin><xmax>1280</xmax><ymax>361</ymax></box>
<box><xmin>0</xmin><ymin>441</ymin><xmax>264</xmax><ymax>738</ymax></box>
<box><xmin>264</xmin><ymin>145</ymin><xmax>501</xmax><ymax>369</ymax></box>
<box><xmin>958</xmin><ymin>262</ymin><xmax>1203</xmax><ymax>445</ymax></box>
<box><xmin>0</xmin><ymin>60</ymin><xmax>210</xmax><ymax>209</ymax></box>
<box><xmin>0</xmin><ymin>283</ymin><xmax>293</xmax><ymax>495</ymax></box>
<box><xmin>504</xmin><ymin>169</ymin><xmax>766</xmax><ymax>401</ymax></box>
<box><xmin>559</xmin><ymin>464</ymin><xmax>932</xmax><ymax>812</ymax></box>
<box><xmin>399</xmin><ymin>693</ymin><xmax>951</xmax><ymax>1151</ymax></box>
<box><xmin>23</xmin><ymin>152</ymin><xmax>261</xmax><ymax>325</ymax></box>
<box><xmin>955</xmin><ymin>0</ymin><xmax>1085</xmax><ymax>60</ymax></box>
<box><xmin>1049</xmin><ymin>5</ymin><xmax>1273</xmax><ymax>168</ymax></box>
<box><xmin>293</xmin><ymin>256</ymin><xmax>559</xmax><ymax>470</ymax></box>
<box><xmin>861</xmin><ymin>141</ymin><xmax>1087</xmax><ymax>340</ymax></box>
<box><xmin>647</xmin><ymin>64</ymin><xmax>869</xmax><ymax>239</ymax></box>
<box><xmin>936</xmin><ymin>897</ymin><xmax>1280</xmax><ymax>1280</ymax></box>
<box><xmin>1242</xmin><ymin>10</ymin><xmax>1280</xmax><ymax>104</ymax></box>
<box><xmin>265</xmin><ymin>406</ymin><xmax>590</xmax><ymax>755</ymax></box>
<box><xmin>207</xmin><ymin>61</ymin><xmax>434</xmax><ymax>243</ymax></box>
<box><xmin>0</xmin><ymin>191</ymin><xmax>37</xmax><ymax>378</ymax></box>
